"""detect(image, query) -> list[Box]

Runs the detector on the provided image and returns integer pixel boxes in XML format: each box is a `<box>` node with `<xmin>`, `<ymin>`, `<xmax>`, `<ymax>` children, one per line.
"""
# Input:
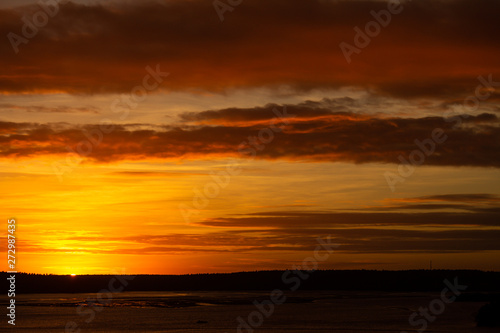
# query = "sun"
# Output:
<box><xmin>70</xmin><ymin>274</ymin><xmax>77</xmax><ymax>277</ymax></box>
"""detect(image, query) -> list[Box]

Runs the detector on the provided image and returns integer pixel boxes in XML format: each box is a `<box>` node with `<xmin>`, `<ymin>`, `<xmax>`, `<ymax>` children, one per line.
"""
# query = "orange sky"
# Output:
<box><xmin>1</xmin><ymin>0</ymin><xmax>500</xmax><ymax>274</ymax></box>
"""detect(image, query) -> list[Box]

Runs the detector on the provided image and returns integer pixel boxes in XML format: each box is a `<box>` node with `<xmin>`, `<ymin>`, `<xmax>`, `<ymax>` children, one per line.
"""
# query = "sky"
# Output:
<box><xmin>1</xmin><ymin>0</ymin><xmax>499</xmax><ymax>275</ymax></box>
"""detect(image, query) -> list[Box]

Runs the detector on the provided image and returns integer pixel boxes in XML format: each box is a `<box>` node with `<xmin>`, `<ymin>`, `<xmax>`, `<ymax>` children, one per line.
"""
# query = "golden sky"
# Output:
<box><xmin>1</xmin><ymin>0</ymin><xmax>500</xmax><ymax>274</ymax></box>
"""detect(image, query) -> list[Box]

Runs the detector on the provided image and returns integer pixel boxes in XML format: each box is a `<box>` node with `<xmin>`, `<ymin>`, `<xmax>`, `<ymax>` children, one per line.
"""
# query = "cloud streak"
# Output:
<box><xmin>0</xmin><ymin>103</ymin><xmax>100</xmax><ymax>113</ymax></box>
<box><xmin>12</xmin><ymin>200</ymin><xmax>500</xmax><ymax>255</ymax></box>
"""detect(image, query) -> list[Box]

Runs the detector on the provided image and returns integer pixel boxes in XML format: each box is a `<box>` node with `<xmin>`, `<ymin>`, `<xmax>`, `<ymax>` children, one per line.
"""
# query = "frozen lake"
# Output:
<box><xmin>5</xmin><ymin>291</ymin><xmax>497</xmax><ymax>332</ymax></box>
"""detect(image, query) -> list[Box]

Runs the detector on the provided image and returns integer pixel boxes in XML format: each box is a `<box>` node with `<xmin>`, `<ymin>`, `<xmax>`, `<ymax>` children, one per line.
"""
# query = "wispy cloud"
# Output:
<box><xmin>0</xmin><ymin>103</ymin><xmax>100</xmax><ymax>114</ymax></box>
<box><xmin>11</xmin><ymin>200</ymin><xmax>500</xmax><ymax>255</ymax></box>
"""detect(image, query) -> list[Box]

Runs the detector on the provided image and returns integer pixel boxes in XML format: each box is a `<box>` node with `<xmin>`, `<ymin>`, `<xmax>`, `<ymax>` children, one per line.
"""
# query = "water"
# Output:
<box><xmin>2</xmin><ymin>291</ymin><xmax>497</xmax><ymax>332</ymax></box>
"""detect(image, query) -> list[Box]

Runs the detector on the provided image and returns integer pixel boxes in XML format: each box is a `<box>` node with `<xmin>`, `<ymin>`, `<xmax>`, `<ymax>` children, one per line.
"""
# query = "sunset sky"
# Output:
<box><xmin>1</xmin><ymin>0</ymin><xmax>499</xmax><ymax>275</ymax></box>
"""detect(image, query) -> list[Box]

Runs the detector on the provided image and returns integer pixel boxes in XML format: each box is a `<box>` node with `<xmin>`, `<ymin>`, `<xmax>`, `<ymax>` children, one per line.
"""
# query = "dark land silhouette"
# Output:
<box><xmin>3</xmin><ymin>269</ymin><xmax>500</xmax><ymax>295</ymax></box>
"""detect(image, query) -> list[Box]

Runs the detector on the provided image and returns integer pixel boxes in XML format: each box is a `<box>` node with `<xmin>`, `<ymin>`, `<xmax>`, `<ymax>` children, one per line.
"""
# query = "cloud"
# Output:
<box><xmin>0</xmin><ymin>101</ymin><xmax>498</xmax><ymax>167</ymax></box>
<box><xmin>0</xmin><ymin>103</ymin><xmax>100</xmax><ymax>113</ymax></box>
<box><xmin>191</xmin><ymin>203</ymin><xmax>500</xmax><ymax>253</ymax></box>
<box><xmin>374</xmin><ymin>194</ymin><xmax>500</xmax><ymax>212</ymax></box>
<box><xmin>0</xmin><ymin>0</ymin><xmax>499</xmax><ymax>97</ymax></box>
<box><xmin>5</xmin><ymin>193</ymin><xmax>498</xmax><ymax>256</ymax></box>
<box><xmin>390</xmin><ymin>193</ymin><xmax>500</xmax><ymax>204</ymax></box>
<box><xmin>178</xmin><ymin>98</ymin><xmax>365</xmax><ymax>126</ymax></box>
<box><xmin>197</xmin><ymin>211</ymin><xmax>500</xmax><ymax>229</ymax></box>
<box><xmin>13</xmin><ymin>206</ymin><xmax>500</xmax><ymax>255</ymax></box>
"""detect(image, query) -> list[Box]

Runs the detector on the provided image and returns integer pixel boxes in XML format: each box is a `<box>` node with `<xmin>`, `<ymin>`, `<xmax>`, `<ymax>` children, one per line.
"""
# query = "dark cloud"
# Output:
<box><xmin>198</xmin><ymin>211</ymin><xmax>500</xmax><ymax>229</ymax></box>
<box><xmin>192</xmin><ymin>208</ymin><xmax>500</xmax><ymax>252</ymax></box>
<box><xmin>0</xmin><ymin>0</ymin><xmax>499</xmax><ymax>97</ymax></box>
<box><xmin>1</xmin><ymin>101</ymin><xmax>499</xmax><ymax>166</ymax></box>
<box><xmin>378</xmin><ymin>203</ymin><xmax>476</xmax><ymax>211</ymax></box>
<box><xmin>415</xmin><ymin>193</ymin><xmax>500</xmax><ymax>203</ymax></box>
<box><xmin>372</xmin><ymin>194</ymin><xmax>500</xmax><ymax>212</ymax></box>
<box><xmin>179</xmin><ymin>98</ymin><xmax>362</xmax><ymax>125</ymax></box>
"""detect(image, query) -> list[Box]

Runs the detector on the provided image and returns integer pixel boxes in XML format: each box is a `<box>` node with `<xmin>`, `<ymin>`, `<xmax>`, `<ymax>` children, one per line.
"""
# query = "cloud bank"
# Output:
<box><xmin>0</xmin><ymin>0</ymin><xmax>499</xmax><ymax>97</ymax></box>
